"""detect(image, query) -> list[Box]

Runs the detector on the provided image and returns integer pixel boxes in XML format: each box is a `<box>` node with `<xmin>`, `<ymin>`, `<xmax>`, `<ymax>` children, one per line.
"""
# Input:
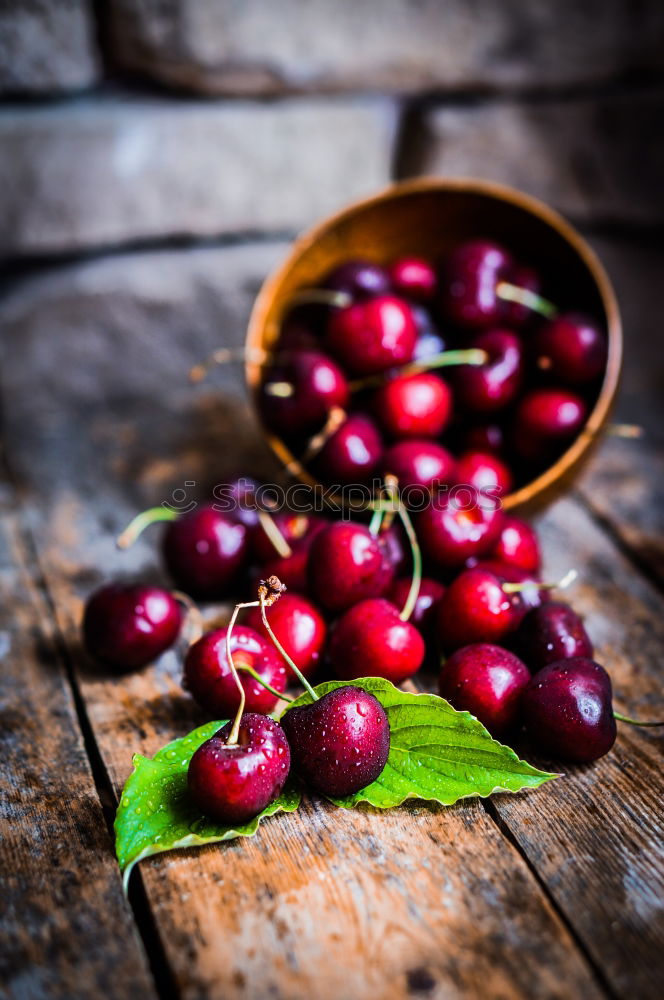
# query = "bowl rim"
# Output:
<box><xmin>246</xmin><ymin>175</ymin><xmax>623</xmax><ymax>512</ymax></box>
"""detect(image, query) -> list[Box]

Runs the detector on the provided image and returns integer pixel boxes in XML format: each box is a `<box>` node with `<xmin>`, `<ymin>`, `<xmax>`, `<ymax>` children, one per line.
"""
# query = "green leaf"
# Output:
<box><xmin>282</xmin><ymin>678</ymin><xmax>556</xmax><ymax>809</ymax></box>
<box><xmin>114</xmin><ymin>720</ymin><xmax>301</xmax><ymax>890</ymax></box>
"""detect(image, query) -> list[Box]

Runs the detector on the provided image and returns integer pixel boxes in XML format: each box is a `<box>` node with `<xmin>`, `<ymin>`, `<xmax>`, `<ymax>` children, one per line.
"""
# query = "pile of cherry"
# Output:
<box><xmin>83</xmin><ymin>465</ymin><xmax>635</xmax><ymax>826</ymax></box>
<box><xmin>258</xmin><ymin>240</ymin><xmax>608</xmax><ymax>493</ymax></box>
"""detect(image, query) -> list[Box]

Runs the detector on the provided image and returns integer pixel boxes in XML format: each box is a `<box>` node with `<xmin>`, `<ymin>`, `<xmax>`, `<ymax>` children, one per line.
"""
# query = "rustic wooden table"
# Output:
<box><xmin>2</xmin><ymin>236</ymin><xmax>663</xmax><ymax>1000</ymax></box>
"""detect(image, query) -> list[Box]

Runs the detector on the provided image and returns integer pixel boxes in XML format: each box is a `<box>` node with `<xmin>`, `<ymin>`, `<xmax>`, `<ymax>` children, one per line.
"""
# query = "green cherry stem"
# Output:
<box><xmin>383</xmin><ymin>475</ymin><xmax>422</xmax><ymax>623</ymax></box>
<box><xmin>368</xmin><ymin>506</ymin><xmax>385</xmax><ymax>537</ymax></box>
<box><xmin>495</xmin><ymin>281</ymin><xmax>558</xmax><ymax>319</ymax></box>
<box><xmin>259</xmin><ymin>589</ymin><xmax>319</xmax><ymax>701</ymax></box>
<box><xmin>256</xmin><ymin>509</ymin><xmax>293</xmax><ymax>559</ymax></box>
<box><xmin>614</xmin><ymin>712</ymin><xmax>664</xmax><ymax>727</ymax></box>
<box><xmin>117</xmin><ymin>506</ymin><xmax>179</xmax><ymax>549</ymax></box>
<box><xmin>348</xmin><ymin>348</ymin><xmax>487</xmax><ymax>392</ymax></box>
<box><xmin>502</xmin><ymin>568</ymin><xmax>578</xmax><ymax>594</ymax></box>
<box><xmin>237</xmin><ymin>662</ymin><xmax>295</xmax><ymax>703</ymax></box>
<box><xmin>224</xmin><ymin>600</ymin><xmax>256</xmax><ymax>746</ymax></box>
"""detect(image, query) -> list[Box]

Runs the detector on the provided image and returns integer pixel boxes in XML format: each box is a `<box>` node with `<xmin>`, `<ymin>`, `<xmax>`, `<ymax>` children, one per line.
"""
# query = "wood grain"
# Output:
<box><xmin>0</xmin><ymin>510</ymin><xmax>156</xmax><ymax>1000</ymax></box>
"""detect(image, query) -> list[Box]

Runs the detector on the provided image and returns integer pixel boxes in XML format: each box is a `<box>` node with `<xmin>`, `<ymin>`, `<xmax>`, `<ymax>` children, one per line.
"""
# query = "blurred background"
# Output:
<box><xmin>0</xmin><ymin>0</ymin><xmax>663</xmax><ymax>501</ymax></box>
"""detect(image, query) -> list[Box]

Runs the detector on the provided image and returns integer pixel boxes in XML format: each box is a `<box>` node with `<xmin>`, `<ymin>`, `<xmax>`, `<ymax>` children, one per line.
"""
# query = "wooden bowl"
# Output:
<box><xmin>246</xmin><ymin>177</ymin><xmax>622</xmax><ymax>513</ymax></box>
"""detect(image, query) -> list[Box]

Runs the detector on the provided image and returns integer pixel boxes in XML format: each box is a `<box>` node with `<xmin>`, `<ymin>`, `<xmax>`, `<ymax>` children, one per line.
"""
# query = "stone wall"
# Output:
<box><xmin>0</xmin><ymin>1</ymin><xmax>663</xmax><ymax>444</ymax></box>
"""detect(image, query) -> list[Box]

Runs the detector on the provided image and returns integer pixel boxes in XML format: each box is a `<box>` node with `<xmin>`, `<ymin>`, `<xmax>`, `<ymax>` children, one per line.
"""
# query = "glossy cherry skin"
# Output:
<box><xmin>244</xmin><ymin>593</ymin><xmax>327</xmax><ymax>681</ymax></box>
<box><xmin>329</xmin><ymin>598</ymin><xmax>425</xmax><ymax>684</ymax></box>
<box><xmin>374</xmin><ymin>372</ymin><xmax>452</xmax><ymax>439</ymax></box>
<box><xmin>324</xmin><ymin>259</ymin><xmax>391</xmax><ymax>300</ymax></box>
<box><xmin>83</xmin><ymin>583</ymin><xmax>182</xmax><ymax>671</ymax></box>
<box><xmin>454</xmin><ymin>329</ymin><xmax>523</xmax><ymax>413</ymax></box>
<box><xmin>382</xmin><ymin>440</ymin><xmax>457</xmax><ymax>491</ymax></box>
<box><xmin>521</xmin><ymin>657</ymin><xmax>616</xmax><ymax>762</ymax></box>
<box><xmin>417</xmin><ymin>494</ymin><xmax>504</xmax><ymax>570</ymax></box>
<box><xmin>513</xmin><ymin>388</ymin><xmax>586</xmax><ymax>461</ymax></box>
<box><xmin>326</xmin><ymin>295</ymin><xmax>417</xmax><ymax>376</ymax></box>
<box><xmin>488</xmin><ymin>516</ymin><xmax>541</xmax><ymax>574</ymax></box>
<box><xmin>308</xmin><ymin>522</ymin><xmax>394</xmax><ymax>613</ymax></box>
<box><xmin>436</xmin><ymin>568</ymin><xmax>515</xmax><ymax>653</ymax></box>
<box><xmin>188</xmin><ymin>714</ymin><xmax>290</xmax><ymax>824</ymax></box>
<box><xmin>389</xmin><ymin>257</ymin><xmax>437</xmax><ymax>302</ymax></box>
<box><xmin>443</xmin><ymin>240</ymin><xmax>512</xmax><ymax>329</ymax></box>
<box><xmin>183</xmin><ymin>625</ymin><xmax>287</xmax><ymax>716</ymax></box>
<box><xmin>312</xmin><ymin>413</ymin><xmax>383</xmax><ymax>484</ymax></box>
<box><xmin>533</xmin><ymin>314</ymin><xmax>607</xmax><ymax>386</ymax></box>
<box><xmin>281</xmin><ymin>686</ymin><xmax>390</xmax><ymax>797</ymax></box>
<box><xmin>259</xmin><ymin>351</ymin><xmax>349</xmax><ymax>436</ymax></box>
<box><xmin>472</xmin><ymin>561</ymin><xmax>543</xmax><ymax>627</ymax></box>
<box><xmin>413</xmin><ymin>327</ymin><xmax>446</xmax><ymax>363</ymax></box>
<box><xmin>439</xmin><ymin>643</ymin><xmax>531</xmax><ymax>736</ymax></box>
<box><xmin>222</xmin><ymin>476</ymin><xmax>261</xmax><ymax>530</ymax></box>
<box><xmin>455</xmin><ymin>450</ymin><xmax>512</xmax><ymax>500</ymax></box>
<box><xmin>163</xmin><ymin>506</ymin><xmax>249</xmax><ymax>599</ymax></box>
<box><xmin>387</xmin><ymin>577</ymin><xmax>445</xmax><ymax>635</ymax></box>
<box><xmin>515</xmin><ymin>602</ymin><xmax>593</xmax><ymax>672</ymax></box>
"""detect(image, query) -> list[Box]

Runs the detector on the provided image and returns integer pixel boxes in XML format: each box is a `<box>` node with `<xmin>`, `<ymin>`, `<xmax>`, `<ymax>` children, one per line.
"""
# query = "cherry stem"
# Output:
<box><xmin>382</xmin><ymin>475</ymin><xmax>422</xmax><ymax>622</ymax></box>
<box><xmin>225</xmin><ymin>600</ymin><xmax>258</xmax><ymax>746</ymax></box>
<box><xmin>189</xmin><ymin>346</ymin><xmax>271</xmax><ymax>384</ymax></box>
<box><xmin>259</xmin><ymin>591</ymin><xmax>319</xmax><ymax>701</ymax></box>
<box><xmin>502</xmin><ymin>568</ymin><xmax>578</xmax><ymax>594</ymax></box>
<box><xmin>368</xmin><ymin>506</ymin><xmax>385</xmax><ymax>536</ymax></box>
<box><xmin>256</xmin><ymin>509</ymin><xmax>293</xmax><ymax>559</ymax></box>
<box><xmin>614</xmin><ymin>711</ymin><xmax>664</xmax><ymax>727</ymax></box>
<box><xmin>495</xmin><ymin>281</ymin><xmax>557</xmax><ymax>319</ymax></box>
<box><xmin>288</xmin><ymin>288</ymin><xmax>352</xmax><ymax>310</ymax></box>
<box><xmin>171</xmin><ymin>590</ymin><xmax>204</xmax><ymax>647</ymax></box>
<box><xmin>117</xmin><ymin>506</ymin><xmax>179</xmax><ymax>549</ymax></box>
<box><xmin>301</xmin><ymin>406</ymin><xmax>346</xmax><ymax>463</ymax></box>
<box><xmin>237</xmin><ymin>662</ymin><xmax>294</xmax><ymax>703</ymax></box>
<box><xmin>349</xmin><ymin>349</ymin><xmax>488</xmax><ymax>392</ymax></box>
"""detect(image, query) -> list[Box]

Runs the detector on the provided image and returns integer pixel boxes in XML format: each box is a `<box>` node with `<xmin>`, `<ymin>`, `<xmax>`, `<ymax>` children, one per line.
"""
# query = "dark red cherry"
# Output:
<box><xmin>443</xmin><ymin>240</ymin><xmax>512</xmax><ymax>329</ymax></box>
<box><xmin>521</xmin><ymin>657</ymin><xmax>616</xmax><ymax>762</ymax></box>
<box><xmin>312</xmin><ymin>413</ymin><xmax>383</xmax><ymax>484</ymax></box>
<box><xmin>252</xmin><ymin>512</ymin><xmax>325</xmax><ymax>565</ymax></box>
<box><xmin>278</xmin><ymin>318</ymin><xmax>320</xmax><ymax>352</ymax></box>
<box><xmin>454</xmin><ymin>329</ymin><xmax>523</xmax><ymax>413</ymax></box>
<box><xmin>382</xmin><ymin>440</ymin><xmax>457</xmax><ymax>491</ymax></box>
<box><xmin>379</xmin><ymin>522</ymin><xmax>409</xmax><ymax>576</ymax></box>
<box><xmin>439</xmin><ymin>643</ymin><xmax>530</xmax><ymax>736</ymax></box>
<box><xmin>389</xmin><ymin>257</ymin><xmax>437</xmax><ymax>302</ymax></box>
<box><xmin>183</xmin><ymin>625</ymin><xmax>287</xmax><ymax>716</ymax></box>
<box><xmin>163</xmin><ymin>506</ymin><xmax>249</xmax><ymax>599</ymax></box>
<box><xmin>308</xmin><ymin>522</ymin><xmax>394</xmax><ymax>613</ymax></box>
<box><xmin>516</xmin><ymin>602</ymin><xmax>593</xmax><ymax>672</ymax></box>
<box><xmin>188</xmin><ymin>713</ymin><xmax>290</xmax><ymax>824</ymax></box>
<box><xmin>326</xmin><ymin>295</ymin><xmax>417</xmax><ymax>376</ymax></box>
<box><xmin>455</xmin><ymin>450</ymin><xmax>512</xmax><ymax>499</ymax></box>
<box><xmin>472</xmin><ymin>561</ymin><xmax>543</xmax><ymax>626</ymax></box>
<box><xmin>436</xmin><ymin>568</ymin><xmax>515</xmax><ymax>653</ymax></box>
<box><xmin>222</xmin><ymin>476</ymin><xmax>261</xmax><ymax>530</ymax></box>
<box><xmin>244</xmin><ymin>593</ymin><xmax>327</xmax><ymax>681</ymax></box>
<box><xmin>463</xmin><ymin>422</ymin><xmax>505</xmax><ymax>455</ymax></box>
<box><xmin>500</xmin><ymin>264</ymin><xmax>541</xmax><ymax>326</ymax></box>
<box><xmin>254</xmin><ymin>515</ymin><xmax>326</xmax><ymax>592</ymax></box>
<box><xmin>533</xmin><ymin>314</ymin><xmax>607</xmax><ymax>385</ymax></box>
<box><xmin>513</xmin><ymin>388</ymin><xmax>586</xmax><ymax>461</ymax></box>
<box><xmin>259</xmin><ymin>351</ymin><xmax>349</xmax><ymax>436</ymax></box>
<box><xmin>329</xmin><ymin>598</ymin><xmax>425</xmax><ymax>684</ymax></box>
<box><xmin>281</xmin><ymin>686</ymin><xmax>390</xmax><ymax>797</ymax></box>
<box><xmin>488</xmin><ymin>516</ymin><xmax>541</xmax><ymax>574</ymax></box>
<box><xmin>324</xmin><ymin>259</ymin><xmax>391</xmax><ymax>300</ymax></box>
<box><xmin>83</xmin><ymin>583</ymin><xmax>182</xmax><ymax>671</ymax></box>
<box><xmin>387</xmin><ymin>577</ymin><xmax>445</xmax><ymax>634</ymax></box>
<box><xmin>374</xmin><ymin>372</ymin><xmax>452</xmax><ymax>439</ymax></box>
<box><xmin>417</xmin><ymin>493</ymin><xmax>504</xmax><ymax>570</ymax></box>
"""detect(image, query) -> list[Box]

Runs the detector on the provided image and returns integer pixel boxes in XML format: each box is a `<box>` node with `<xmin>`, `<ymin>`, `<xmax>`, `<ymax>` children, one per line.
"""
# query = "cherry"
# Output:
<box><xmin>244</xmin><ymin>593</ymin><xmax>326</xmax><ymax>681</ymax></box>
<box><xmin>382</xmin><ymin>440</ymin><xmax>457</xmax><ymax>491</ymax></box>
<box><xmin>455</xmin><ymin>450</ymin><xmax>512</xmax><ymax>499</ymax></box>
<box><xmin>188</xmin><ymin>713</ymin><xmax>291</xmax><ymax>824</ymax></box>
<box><xmin>278</xmin><ymin>318</ymin><xmax>320</xmax><ymax>352</ymax></box>
<box><xmin>413</xmin><ymin>326</ymin><xmax>446</xmax><ymax>363</ymax></box>
<box><xmin>463</xmin><ymin>422</ymin><xmax>505</xmax><ymax>455</ymax></box>
<box><xmin>252</xmin><ymin>512</ymin><xmax>325</xmax><ymax>566</ymax></box>
<box><xmin>223</xmin><ymin>476</ymin><xmax>262</xmax><ymax>530</ymax></box>
<box><xmin>521</xmin><ymin>657</ymin><xmax>616</xmax><ymax>762</ymax></box>
<box><xmin>379</xmin><ymin>522</ymin><xmax>409</xmax><ymax>576</ymax></box>
<box><xmin>307</xmin><ymin>522</ymin><xmax>394</xmax><ymax>613</ymax></box>
<box><xmin>439</xmin><ymin>643</ymin><xmax>530</xmax><ymax>736</ymax></box>
<box><xmin>83</xmin><ymin>583</ymin><xmax>182</xmax><ymax>671</ymax></box>
<box><xmin>436</xmin><ymin>568</ymin><xmax>516</xmax><ymax>653</ymax></box>
<box><xmin>500</xmin><ymin>264</ymin><xmax>541</xmax><ymax>326</ymax></box>
<box><xmin>516</xmin><ymin>602</ymin><xmax>593</xmax><ymax>672</ymax></box>
<box><xmin>281</xmin><ymin>686</ymin><xmax>390</xmax><ymax>797</ymax></box>
<box><xmin>472</xmin><ymin>561</ymin><xmax>543</xmax><ymax>625</ymax></box>
<box><xmin>254</xmin><ymin>515</ymin><xmax>326</xmax><ymax>592</ymax></box>
<box><xmin>387</xmin><ymin>576</ymin><xmax>445</xmax><ymax>635</ymax></box>
<box><xmin>163</xmin><ymin>505</ymin><xmax>249</xmax><ymax>599</ymax></box>
<box><xmin>488</xmin><ymin>516</ymin><xmax>541</xmax><ymax>574</ymax></box>
<box><xmin>312</xmin><ymin>413</ymin><xmax>383</xmax><ymax>484</ymax></box>
<box><xmin>374</xmin><ymin>372</ymin><xmax>452</xmax><ymax>439</ymax></box>
<box><xmin>389</xmin><ymin>257</ymin><xmax>437</xmax><ymax>302</ymax></box>
<box><xmin>324</xmin><ymin>259</ymin><xmax>391</xmax><ymax>300</ymax></box>
<box><xmin>513</xmin><ymin>388</ymin><xmax>587</xmax><ymax>461</ymax></box>
<box><xmin>443</xmin><ymin>240</ymin><xmax>512</xmax><ymax>329</ymax></box>
<box><xmin>259</xmin><ymin>351</ymin><xmax>349</xmax><ymax>436</ymax></box>
<box><xmin>533</xmin><ymin>314</ymin><xmax>607</xmax><ymax>386</ymax></box>
<box><xmin>184</xmin><ymin>625</ymin><xmax>287</xmax><ymax>716</ymax></box>
<box><xmin>329</xmin><ymin>598</ymin><xmax>425</xmax><ymax>684</ymax></box>
<box><xmin>454</xmin><ymin>329</ymin><xmax>523</xmax><ymax>413</ymax></box>
<box><xmin>326</xmin><ymin>295</ymin><xmax>417</xmax><ymax>376</ymax></box>
<box><xmin>417</xmin><ymin>493</ymin><xmax>504</xmax><ymax>570</ymax></box>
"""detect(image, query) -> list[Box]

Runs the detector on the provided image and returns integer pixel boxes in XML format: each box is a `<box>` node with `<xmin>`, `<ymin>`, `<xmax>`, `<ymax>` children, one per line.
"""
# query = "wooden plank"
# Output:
<box><xmin>0</xmin><ymin>510</ymin><xmax>157</xmax><ymax>1000</ymax></box>
<box><xmin>493</xmin><ymin>495</ymin><xmax>664</xmax><ymax>1000</ymax></box>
